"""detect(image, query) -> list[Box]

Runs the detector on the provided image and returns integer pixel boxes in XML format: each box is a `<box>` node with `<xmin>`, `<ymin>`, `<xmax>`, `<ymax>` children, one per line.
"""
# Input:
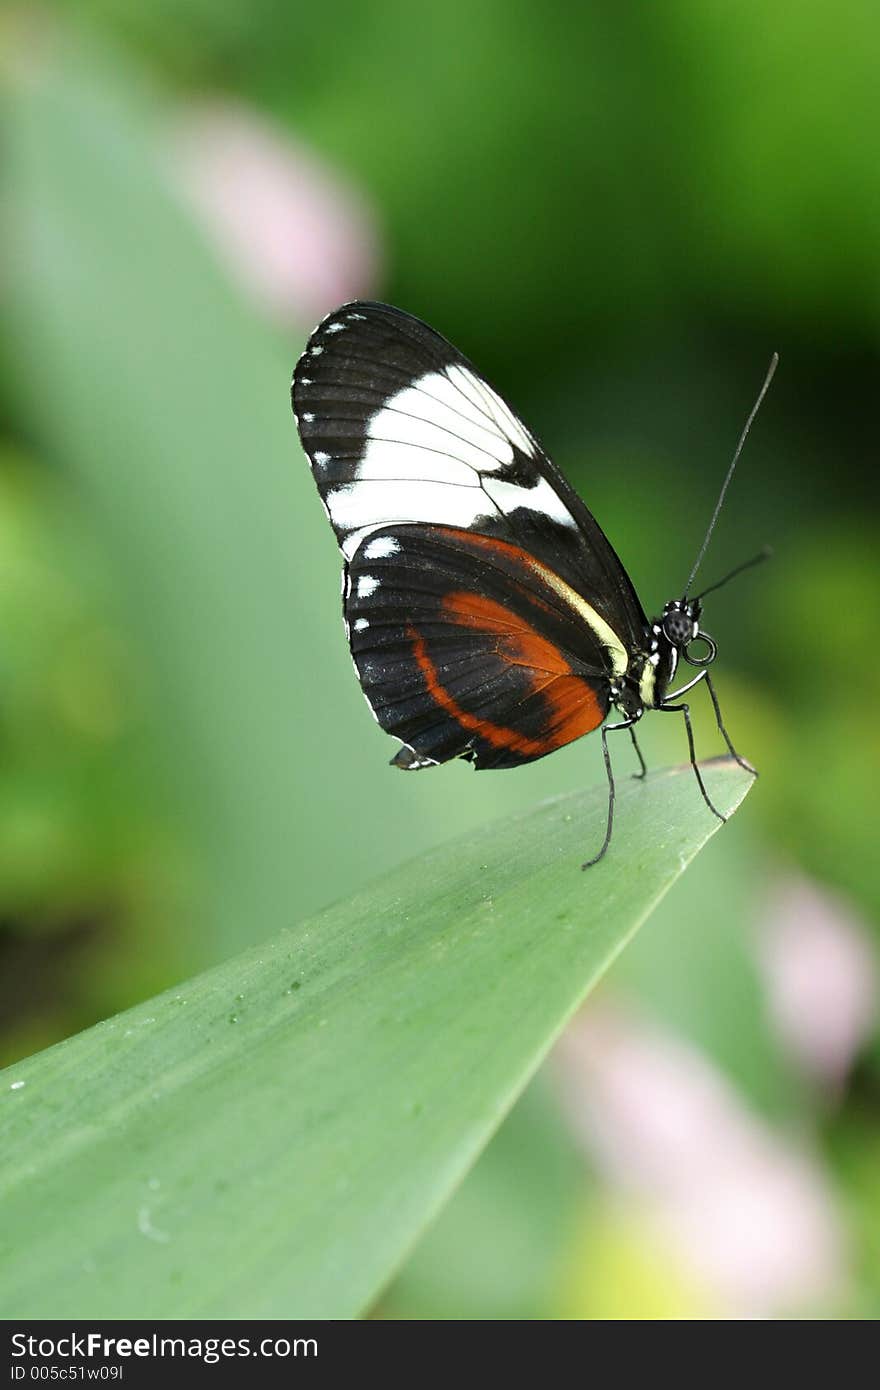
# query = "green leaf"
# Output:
<box><xmin>384</xmin><ymin>1078</ymin><xmax>590</xmax><ymax>1321</ymax></box>
<box><xmin>612</xmin><ymin>818</ymin><xmax>801</xmax><ymax>1120</ymax></box>
<box><xmin>0</xmin><ymin>761</ymin><xmax>751</xmax><ymax>1319</ymax></box>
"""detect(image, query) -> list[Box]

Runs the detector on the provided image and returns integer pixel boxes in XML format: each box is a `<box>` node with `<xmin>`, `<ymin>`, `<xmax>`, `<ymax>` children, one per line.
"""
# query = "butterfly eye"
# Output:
<box><xmin>662</xmin><ymin>610</ymin><xmax>693</xmax><ymax>646</ymax></box>
<box><xmin>683</xmin><ymin>632</ymin><xmax>717</xmax><ymax>667</ymax></box>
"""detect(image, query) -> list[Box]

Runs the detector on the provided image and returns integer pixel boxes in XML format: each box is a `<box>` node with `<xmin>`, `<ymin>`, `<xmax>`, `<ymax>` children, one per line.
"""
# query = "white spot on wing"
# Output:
<box><xmin>326</xmin><ymin>480</ymin><xmax>490</xmax><ymax>536</ymax></box>
<box><xmin>302</xmin><ymin>412</ymin><xmax>315</xmax><ymax>423</ymax></box>
<box><xmin>446</xmin><ymin>365</ymin><xmax>535</xmax><ymax>458</ymax></box>
<box><xmin>353</xmin><ymin>618</ymin><xmax>369</xmax><ymax>631</ymax></box>
<box><xmin>420</xmin><ymin>370</ymin><xmax>498</xmax><ymax>431</ymax></box>
<box><xmin>324</xmin><ymin>322</ymin><xmax>345</xmax><ymax>334</ymax></box>
<box><xmin>363</xmin><ymin>535</ymin><xmax>400</xmax><ymax>559</ymax></box>
<box><xmin>363</xmin><ymin>377</ymin><xmax>513</xmax><ymax>474</ymax></box>
<box><xmin>313</xmin><ymin>451</ymin><xmax>330</xmax><ymax>466</ymax></box>
<box><xmin>342</xmin><ymin>526</ymin><xmax>377</xmax><ymax>559</ymax></box>
<box><xmin>359</xmin><ymin>438</ymin><xmax>477</xmax><ymax>486</ymax></box>
<box><xmin>311</xmin><ymin>345</ymin><xmax>324</xmax><ymax>356</ymax></box>
<box><xmin>357</xmin><ymin>574</ymin><xmax>380</xmax><ymax>598</ymax></box>
<box><xmin>483</xmin><ymin>474</ymin><xmax>576</xmax><ymax>529</ymax></box>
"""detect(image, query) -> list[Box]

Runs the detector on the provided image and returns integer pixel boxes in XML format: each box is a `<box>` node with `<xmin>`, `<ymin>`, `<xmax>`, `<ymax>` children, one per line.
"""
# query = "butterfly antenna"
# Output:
<box><xmin>691</xmin><ymin>545</ymin><xmax>773</xmax><ymax>602</ymax></box>
<box><xmin>683</xmin><ymin>352</ymin><xmax>778</xmax><ymax>600</ymax></box>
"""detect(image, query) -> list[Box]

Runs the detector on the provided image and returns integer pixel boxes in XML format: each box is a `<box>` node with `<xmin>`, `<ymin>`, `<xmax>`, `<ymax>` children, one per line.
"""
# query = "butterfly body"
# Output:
<box><xmin>292</xmin><ymin>301</ymin><xmax>758</xmax><ymax>863</ymax></box>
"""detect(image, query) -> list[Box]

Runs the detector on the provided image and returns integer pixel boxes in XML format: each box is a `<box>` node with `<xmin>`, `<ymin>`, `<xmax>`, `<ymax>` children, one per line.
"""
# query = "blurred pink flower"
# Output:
<box><xmin>555</xmin><ymin>1005</ymin><xmax>846</xmax><ymax>1317</ymax></box>
<box><xmin>170</xmin><ymin>102</ymin><xmax>382</xmax><ymax>327</ymax></box>
<box><xmin>754</xmin><ymin>873</ymin><xmax>878</xmax><ymax>1090</ymax></box>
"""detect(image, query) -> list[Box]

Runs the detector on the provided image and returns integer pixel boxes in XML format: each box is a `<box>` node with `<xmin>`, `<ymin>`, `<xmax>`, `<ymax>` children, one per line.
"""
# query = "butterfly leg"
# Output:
<box><xmin>582</xmin><ymin>717</ymin><xmax>639</xmax><ymax>870</ymax></box>
<box><xmin>661</xmin><ymin>700</ymin><xmax>726</xmax><ymax>824</ymax></box>
<box><xmin>629</xmin><ymin>726</ymin><xmax>647</xmax><ymax>779</ymax></box>
<box><xmin>704</xmin><ymin>672</ymin><xmax>758</xmax><ymax>776</ymax></box>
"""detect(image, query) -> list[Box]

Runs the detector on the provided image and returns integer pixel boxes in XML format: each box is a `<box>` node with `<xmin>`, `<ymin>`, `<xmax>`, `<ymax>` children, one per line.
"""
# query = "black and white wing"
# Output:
<box><xmin>291</xmin><ymin>301</ymin><xmax>647</xmax><ymax>648</ymax></box>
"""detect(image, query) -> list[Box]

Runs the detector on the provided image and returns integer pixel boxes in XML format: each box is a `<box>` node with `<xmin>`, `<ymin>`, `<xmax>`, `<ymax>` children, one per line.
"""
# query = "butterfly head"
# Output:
<box><xmin>660</xmin><ymin>598</ymin><xmax>717</xmax><ymax>668</ymax></box>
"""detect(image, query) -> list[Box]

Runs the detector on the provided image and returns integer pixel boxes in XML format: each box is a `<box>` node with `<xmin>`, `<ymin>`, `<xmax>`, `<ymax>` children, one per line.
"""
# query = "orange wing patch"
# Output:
<box><xmin>408</xmin><ymin>591</ymin><xmax>605</xmax><ymax>759</ymax></box>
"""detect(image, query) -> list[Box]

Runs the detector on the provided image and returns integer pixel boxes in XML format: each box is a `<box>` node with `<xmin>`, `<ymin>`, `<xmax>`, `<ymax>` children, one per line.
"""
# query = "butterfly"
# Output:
<box><xmin>291</xmin><ymin>302</ymin><xmax>772</xmax><ymax>865</ymax></box>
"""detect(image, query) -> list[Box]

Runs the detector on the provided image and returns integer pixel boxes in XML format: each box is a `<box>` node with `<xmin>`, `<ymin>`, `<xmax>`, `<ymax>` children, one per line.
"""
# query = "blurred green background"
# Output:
<box><xmin>2</xmin><ymin>1</ymin><xmax>879</xmax><ymax>1318</ymax></box>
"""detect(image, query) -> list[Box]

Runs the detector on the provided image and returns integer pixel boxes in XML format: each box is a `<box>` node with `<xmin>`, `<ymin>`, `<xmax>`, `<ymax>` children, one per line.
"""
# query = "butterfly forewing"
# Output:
<box><xmin>293</xmin><ymin>303</ymin><xmax>645</xmax><ymax>639</ymax></box>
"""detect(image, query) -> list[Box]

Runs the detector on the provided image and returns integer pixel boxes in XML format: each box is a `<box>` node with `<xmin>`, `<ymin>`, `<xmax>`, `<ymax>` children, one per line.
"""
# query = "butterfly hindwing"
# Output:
<box><xmin>346</xmin><ymin>525</ymin><xmax>611</xmax><ymax>769</ymax></box>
